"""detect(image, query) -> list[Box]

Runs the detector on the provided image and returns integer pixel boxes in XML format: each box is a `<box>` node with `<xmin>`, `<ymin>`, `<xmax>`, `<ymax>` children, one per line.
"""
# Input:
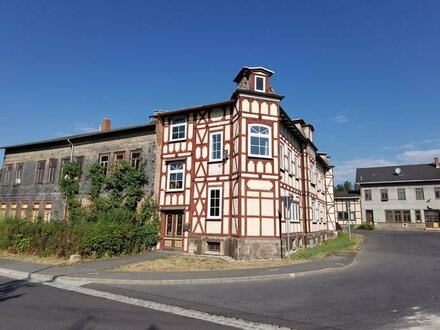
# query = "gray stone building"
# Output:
<box><xmin>356</xmin><ymin>158</ymin><xmax>440</xmax><ymax>230</ymax></box>
<box><xmin>0</xmin><ymin>119</ymin><xmax>157</xmax><ymax>220</ymax></box>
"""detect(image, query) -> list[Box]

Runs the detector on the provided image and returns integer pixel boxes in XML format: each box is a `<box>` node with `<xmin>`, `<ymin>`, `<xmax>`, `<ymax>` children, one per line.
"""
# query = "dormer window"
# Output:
<box><xmin>170</xmin><ymin>118</ymin><xmax>186</xmax><ymax>141</ymax></box>
<box><xmin>255</xmin><ymin>75</ymin><xmax>265</xmax><ymax>92</ymax></box>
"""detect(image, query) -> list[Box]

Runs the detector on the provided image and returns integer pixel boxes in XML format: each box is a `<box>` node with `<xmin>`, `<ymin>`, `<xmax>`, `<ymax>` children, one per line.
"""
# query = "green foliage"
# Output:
<box><xmin>105</xmin><ymin>162</ymin><xmax>149</xmax><ymax>211</ymax></box>
<box><xmin>336</xmin><ymin>181</ymin><xmax>354</xmax><ymax>192</ymax></box>
<box><xmin>291</xmin><ymin>232</ymin><xmax>357</xmax><ymax>261</ymax></box>
<box><xmin>87</xmin><ymin>161</ymin><xmax>148</xmax><ymax>212</ymax></box>
<box><xmin>87</xmin><ymin>162</ymin><xmax>107</xmax><ymax>208</ymax></box>
<box><xmin>357</xmin><ymin>223</ymin><xmax>374</xmax><ymax>230</ymax></box>
<box><xmin>59</xmin><ymin>162</ymin><xmax>81</xmax><ymax>218</ymax></box>
<box><xmin>0</xmin><ymin>159</ymin><xmax>159</xmax><ymax>260</ymax></box>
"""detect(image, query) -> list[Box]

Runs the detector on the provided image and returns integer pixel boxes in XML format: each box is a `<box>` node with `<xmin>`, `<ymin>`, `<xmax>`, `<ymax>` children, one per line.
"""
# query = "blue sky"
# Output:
<box><xmin>1</xmin><ymin>0</ymin><xmax>439</xmax><ymax>184</ymax></box>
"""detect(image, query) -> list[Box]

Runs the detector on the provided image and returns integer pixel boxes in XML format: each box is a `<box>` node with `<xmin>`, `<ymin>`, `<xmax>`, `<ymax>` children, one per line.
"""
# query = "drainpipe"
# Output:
<box><xmin>67</xmin><ymin>139</ymin><xmax>74</xmax><ymax>162</ymax></box>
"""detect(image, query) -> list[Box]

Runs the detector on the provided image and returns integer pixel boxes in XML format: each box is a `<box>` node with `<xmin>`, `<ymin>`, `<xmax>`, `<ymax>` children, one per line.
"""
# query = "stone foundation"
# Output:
<box><xmin>374</xmin><ymin>223</ymin><xmax>426</xmax><ymax>231</ymax></box>
<box><xmin>188</xmin><ymin>230</ymin><xmax>336</xmax><ymax>260</ymax></box>
<box><xmin>281</xmin><ymin>230</ymin><xmax>336</xmax><ymax>258</ymax></box>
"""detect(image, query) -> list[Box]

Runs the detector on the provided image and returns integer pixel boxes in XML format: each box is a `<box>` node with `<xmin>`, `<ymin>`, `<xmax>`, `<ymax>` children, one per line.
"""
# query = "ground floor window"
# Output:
<box><xmin>385</xmin><ymin>210</ymin><xmax>411</xmax><ymax>223</ymax></box>
<box><xmin>44</xmin><ymin>202</ymin><xmax>52</xmax><ymax>222</ymax></box>
<box><xmin>415</xmin><ymin>210</ymin><xmax>422</xmax><ymax>223</ymax></box>
<box><xmin>0</xmin><ymin>202</ymin><xmax>6</xmax><ymax>218</ymax></box>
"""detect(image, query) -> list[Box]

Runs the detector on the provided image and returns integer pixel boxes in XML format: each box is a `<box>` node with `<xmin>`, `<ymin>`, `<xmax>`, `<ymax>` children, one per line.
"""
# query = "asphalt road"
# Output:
<box><xmin>89</xmin><ymin>231</ymin><xmax>440</xmax><ymax>329</ymax></box>
<box><xmin>0</xmin><ymin>275</ymin><xmax>233</xmax><ymax>330</ymax></box>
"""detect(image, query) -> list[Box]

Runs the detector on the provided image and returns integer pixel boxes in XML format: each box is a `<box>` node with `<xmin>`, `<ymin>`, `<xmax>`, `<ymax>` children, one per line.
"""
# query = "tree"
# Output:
<box><xmin>336</xmin><ymin>181</ymin><xmax>353</xmax><ymax>192</ymax></box>
<box><xmin>105</xmin><ymin>162</ymin><xmax>149</xmax><ymax>211</ymax></box>
<box><xmin>87</xmin><ymin>163</ymin><xmax>107</xmax><ymax>211</ymax></box>
<box><xmin>59</xmin><ymin>162</ymin><xmax>82</xmax><ymax>219</ymax></box>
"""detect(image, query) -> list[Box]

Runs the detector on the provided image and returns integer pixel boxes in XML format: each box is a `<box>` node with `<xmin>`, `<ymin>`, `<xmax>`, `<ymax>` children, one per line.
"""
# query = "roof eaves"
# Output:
<box><xmin>152</xmin><ymin>100</ymin><xmax>235</xmax><ymax>118</ymax></box>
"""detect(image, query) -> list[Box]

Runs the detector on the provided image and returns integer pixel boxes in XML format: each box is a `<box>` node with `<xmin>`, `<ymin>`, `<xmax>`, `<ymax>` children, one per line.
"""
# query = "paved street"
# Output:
<box><xmin>0</xmin><ymin>275</ymin><xmax>233</xmax><ymax>330</ymax></box>
<box><xmin>1</xmin><ymin>231</ymin><xmax>440</xmax><ymax>329</ymax></box>
<box><xmin>89</xmin><ymin>231</ymin><xmax>440</xmax><ymax>329</ymax></box>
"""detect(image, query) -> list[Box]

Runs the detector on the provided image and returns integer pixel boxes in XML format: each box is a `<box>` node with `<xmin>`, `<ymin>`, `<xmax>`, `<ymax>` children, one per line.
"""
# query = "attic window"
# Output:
<box><xmin>255</xmin><ymin>76</ymin><xmax>265</xmax><ymax>92</ymax></box>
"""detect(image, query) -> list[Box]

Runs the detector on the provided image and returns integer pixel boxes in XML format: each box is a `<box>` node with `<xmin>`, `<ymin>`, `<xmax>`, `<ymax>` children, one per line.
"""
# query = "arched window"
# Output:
<box><xmin>248</xmin><ymin>124</ymin><xmax>271</xmax><ymax>158</ymax></box>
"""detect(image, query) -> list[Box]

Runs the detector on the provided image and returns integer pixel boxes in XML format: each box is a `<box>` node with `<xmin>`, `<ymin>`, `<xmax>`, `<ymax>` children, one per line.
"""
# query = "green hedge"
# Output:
<box><xmin>0</xmin><ymin>210</ymin><xmax>159</xmax><ymax>258</ymax></box>
<box><xmin>357</xmin><ymin>223</ymin><xmax>374</xmax><ymax>230</ymax></box>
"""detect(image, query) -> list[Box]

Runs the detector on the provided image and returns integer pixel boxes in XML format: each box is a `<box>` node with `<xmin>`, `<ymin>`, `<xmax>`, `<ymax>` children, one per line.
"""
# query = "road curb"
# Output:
<box><xmin>0</xmin><ymin>262</ymin><xmax>351</xmax><ymax>286</ymax></box>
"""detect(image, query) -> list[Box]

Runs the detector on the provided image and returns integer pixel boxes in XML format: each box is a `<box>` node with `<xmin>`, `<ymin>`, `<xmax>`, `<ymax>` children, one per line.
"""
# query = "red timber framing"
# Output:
<box><xmin>153</xmin><ymin>67</ymin><xmax>336</xmax><ymax>259</ymax></box>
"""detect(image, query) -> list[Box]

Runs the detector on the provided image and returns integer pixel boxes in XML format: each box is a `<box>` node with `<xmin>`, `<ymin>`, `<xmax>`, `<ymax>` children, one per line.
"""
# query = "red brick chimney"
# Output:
<box><xmin>101</xmin><ymin>118</ymin><xmax>112</xmax><ymax>132</ymax></box>
<box><xmin>435</xmin><ymin>157</ymin><xmax>440</xmax><ymax>169</ymax></box>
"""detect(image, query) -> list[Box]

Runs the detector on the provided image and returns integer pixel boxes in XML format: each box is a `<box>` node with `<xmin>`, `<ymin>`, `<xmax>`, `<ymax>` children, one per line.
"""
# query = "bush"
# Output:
<box><xmin>0</xmin><ymin>212</ymin><xmax>160</xmax><ymax>259</ymax></box>
<box><xmin>357</xmin><ymin>223</ymin><xmax>374</xmax><ymax>230</ymax></box>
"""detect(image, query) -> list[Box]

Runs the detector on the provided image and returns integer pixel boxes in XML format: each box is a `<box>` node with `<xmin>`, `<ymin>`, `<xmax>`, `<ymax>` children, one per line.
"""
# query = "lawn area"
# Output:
<box><xmin>291</xmin><ymin>232</ymin><xmax>362</xmax><ymax>261</ymax></box>
<box><xmin>116</xmin><ymin>233</ymin><xmax>363</xmax><ymax>272</ymax></box>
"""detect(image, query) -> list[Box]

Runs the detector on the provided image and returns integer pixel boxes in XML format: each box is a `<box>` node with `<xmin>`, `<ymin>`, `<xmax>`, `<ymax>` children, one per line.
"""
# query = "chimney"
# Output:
<box><xmin>101</xmin><ymin>118</ymin><xmax>112</xmax><ymax>132</ymax></box>
<box><xmin>435</xmin><ymin>157</ymin><xmax>440</xmax><ymax>169</ymax></box>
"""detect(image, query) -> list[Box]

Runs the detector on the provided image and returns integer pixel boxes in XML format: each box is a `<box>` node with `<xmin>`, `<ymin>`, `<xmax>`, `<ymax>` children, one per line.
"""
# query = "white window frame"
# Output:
<box><xmin>254</xmin><ymin>75</ymin><xmax>266</xmax><ymax>92</ymax></box>
<box><xmin>209</xmin><ymin>131</ymin><xmax>223</xmax><ymax>162</ymax></box>
<box><xmin>279</xmin><ymin>144</ymin><xmax>285</xmax><ymax>170</ymax></box>
<box><xmin>169</xmin><ymin>117</ymin><xmax>187</xmax><ymax>142</ymax></box>
<box><xmin>287</xmin><ymin>151</ymin><xmax>293</xmax><ymax>175</ymax></box>
<box><xmin>248</xmin><ymin>124</ymin><xmax>272</xmax><ymax>158</ymax></box>
<box><xmin>292</xmin><ymin>201</ymin><xmax>300</xmax><ymax>222</ymax></box>
<box><xmin>167</xmin><ymin>161</ymin><xmax>185</xmax><ymax>192</ymax></box>
<box><xmin>207</xmin><ymin>187</ymin><xmax>222</xmax><ymax>219</ymax></box>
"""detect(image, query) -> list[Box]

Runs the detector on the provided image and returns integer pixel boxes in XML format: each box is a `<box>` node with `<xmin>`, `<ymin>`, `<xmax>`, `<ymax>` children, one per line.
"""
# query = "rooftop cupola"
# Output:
<box><xmin>233</xmin><ymin>67</ymin><xmax>283</xmax><ymax>99</ymax></box>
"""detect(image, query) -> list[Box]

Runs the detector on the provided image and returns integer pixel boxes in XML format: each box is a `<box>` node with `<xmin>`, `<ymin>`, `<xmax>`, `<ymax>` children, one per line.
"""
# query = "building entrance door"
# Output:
<box><xmin>366</xmin><ymin>210</ymin><xmax>374</xmax><ymax>225</ymax></box>
<box><xmin>425</xmin><ymin>210</ymin><xmax>440</xmax><ymax>229</ymax></box>
<box><xmin>162</xmin><ymin>212</ymin><xmax>184</xmax><ymax>251</ymax></box>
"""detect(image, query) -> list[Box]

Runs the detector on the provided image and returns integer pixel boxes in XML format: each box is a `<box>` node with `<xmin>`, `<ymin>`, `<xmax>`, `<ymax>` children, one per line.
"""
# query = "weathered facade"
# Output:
<box><xmin>0</xmin><ymin>122</ymin><xmax>156</xmax><ymax>220</ymax></box>
<box><xmin>356</xmin><ymin>159</ymin><xmax>440</xmax><ymax>230</ymax></box>
<box><xmin>154</xmin><ymin>67</ymin><xmax>336</xmax><ymax>259</ymax></box>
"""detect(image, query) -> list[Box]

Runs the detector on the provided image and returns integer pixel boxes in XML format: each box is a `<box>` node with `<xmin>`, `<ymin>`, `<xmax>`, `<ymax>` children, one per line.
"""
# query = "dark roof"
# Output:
<box><xmin>334</xmin><ymin>190</ymin><xmax>360</xmax><ymax>198</ymax></box>
<box><xmin>2</xmin><ymin>123</ymin><xmax>155</xmax><ymax>154</ymax></box>
<box><xmin>233</xmin><ymin>66</ymin><xmax>274</xmax><ymax>83</ymax></box>
<box><xmin>356</xmin><ymin>163</ymin><xmax>440</xmax><ymax>184</ymax></box>
<box><xmin>153</xmin><ymin>100</ymin><xmax>235</xmax><ymax>118</ymax></box>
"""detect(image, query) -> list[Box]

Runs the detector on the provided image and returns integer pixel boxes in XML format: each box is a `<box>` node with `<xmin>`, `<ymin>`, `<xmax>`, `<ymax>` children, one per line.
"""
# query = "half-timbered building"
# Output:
<box><xmin>154</xmin><ymin>67</ymin><xmax>336</xmax><ymax>259</ymax></box>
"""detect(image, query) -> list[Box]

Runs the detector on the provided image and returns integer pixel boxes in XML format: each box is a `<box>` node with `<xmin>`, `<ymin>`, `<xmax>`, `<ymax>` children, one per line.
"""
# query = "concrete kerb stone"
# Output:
<box><xmin>0</xmin><ymin>263</ymin><xmax>351</xmax><ymax>286</ymax></box>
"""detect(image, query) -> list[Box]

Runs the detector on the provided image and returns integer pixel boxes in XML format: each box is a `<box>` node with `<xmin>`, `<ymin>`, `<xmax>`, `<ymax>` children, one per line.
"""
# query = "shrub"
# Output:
<box><xmin>0</xmin><ymin>214</ymin><xmax>160</xmax><ymax>259</ymax></box>
<box><xmin>357</xmin><ymin>223</ymin><xmax>374</xmax><ymax>230</ymax></box>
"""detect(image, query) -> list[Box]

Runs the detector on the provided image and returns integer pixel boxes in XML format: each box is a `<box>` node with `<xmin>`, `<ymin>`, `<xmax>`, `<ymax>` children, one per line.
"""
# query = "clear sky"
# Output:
<box><xmin>1</xmin><ymin>0</ymin><xmax>439</xmax><ymax>184</ymax></box>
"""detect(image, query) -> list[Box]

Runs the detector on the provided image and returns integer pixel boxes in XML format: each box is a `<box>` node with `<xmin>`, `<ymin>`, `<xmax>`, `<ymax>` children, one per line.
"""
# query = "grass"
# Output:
<box><xmin>0</xmin><ymin>233</ymin><xmax>363</xmax><ymax>271</ymax></box>
<box><xmin>0</xmin><ymin>250</ymin><xmax>65</xmax><ymax>265</ymax></box>
<box><xmin>115</xmin><ymin>255</ymin><xmax>295</xmax><ymax>272</ymax></box>
<box><xmin>291</xmin><ymin>232</ymin><xmax>362</xmax><ymax>261</ymax></box>
<box><xmin>116</xmin><ymin>233</ymin><xmax>363</xmax><ymax>272</ymax></box>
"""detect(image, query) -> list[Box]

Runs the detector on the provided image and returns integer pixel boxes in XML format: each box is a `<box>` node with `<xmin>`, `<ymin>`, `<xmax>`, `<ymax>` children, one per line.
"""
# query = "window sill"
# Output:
<box><xmin>166</xmin><ymin>189</ymin><xmax>184</xmax><ymax>193</ymax></box>
<box><xmin>207</xmin><ymin>217</ymin><xmax>222</xmax><ymax>221</ymax></box>
<box><xmin>208</xmin><ymin>159</ymin><xmax>223</xmax><ymax>164</ymax></box>
<box><xmin>169</xmin><ymin>138</ymin><xmax>186</xmax><ymax>143</ymax></box>
<box><xmin>248</xmin><ymin>155</ymin><xmax>273</xmax><ymax>160</ymax></box>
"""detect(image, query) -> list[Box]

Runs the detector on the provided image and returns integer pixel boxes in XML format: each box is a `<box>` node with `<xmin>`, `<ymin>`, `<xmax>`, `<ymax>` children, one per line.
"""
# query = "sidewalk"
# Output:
<box><xmin>0</xmin><ymin>251</ymin><xmax>356</xmax><ymax>286</ymax></box>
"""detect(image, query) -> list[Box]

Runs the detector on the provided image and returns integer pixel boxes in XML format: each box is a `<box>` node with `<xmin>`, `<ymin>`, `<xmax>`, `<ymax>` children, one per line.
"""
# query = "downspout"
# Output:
<box><xmin>64</xmin><ymin>138</ymin><xmax>75</xmax><ymax>220</ymax></box>
<box><xmin>301</xmin><ymin>144</ymin><xmax>308</xmax><ymax>248</ymax></box>
<box><xmin>67</xmin><ymin>138</ymin><xmax>74</xmax><ymax>162</ymax></box>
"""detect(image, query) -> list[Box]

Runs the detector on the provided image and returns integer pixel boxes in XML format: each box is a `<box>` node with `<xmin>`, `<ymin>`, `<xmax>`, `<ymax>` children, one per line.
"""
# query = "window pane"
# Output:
<box><xmin>166</xmin><ymin>215</ymin><xmax>173</xmax><ymax>236</ymax></box>
<box><xmin>256</xmin><ymin>76</ymin><xmax>264</xmax><ymax>91</ymax></box>
<box><xmin>176</xmin><ymin>215</ymin><xmax>183</xmax><ymax>236</ymax></box>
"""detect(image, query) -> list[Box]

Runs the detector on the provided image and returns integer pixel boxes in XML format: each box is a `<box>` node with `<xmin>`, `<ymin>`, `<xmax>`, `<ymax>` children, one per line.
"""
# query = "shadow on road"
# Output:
<box><xmin>0</xmin><ymin>278</ymin><xmax>29</xmax><ymax>302</ymax></box>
